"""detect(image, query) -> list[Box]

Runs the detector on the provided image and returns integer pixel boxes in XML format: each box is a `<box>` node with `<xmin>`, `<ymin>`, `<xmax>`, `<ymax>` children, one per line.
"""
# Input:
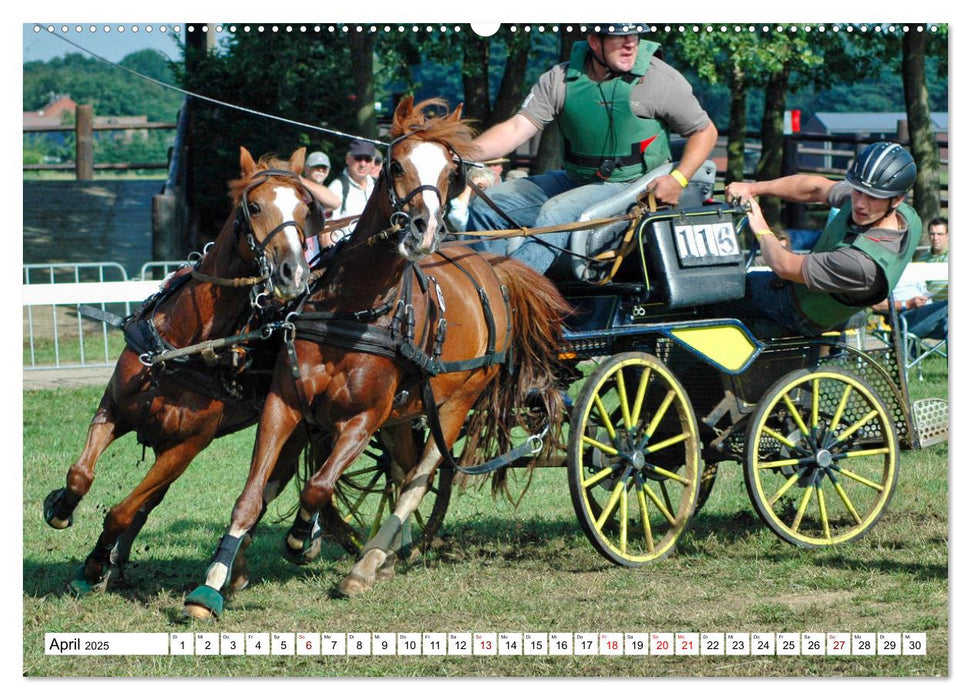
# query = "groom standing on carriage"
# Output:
<box><xmin>464</xmin><ymin>23</ymin><xmax>718</xmax><ymax>278</ymax></box>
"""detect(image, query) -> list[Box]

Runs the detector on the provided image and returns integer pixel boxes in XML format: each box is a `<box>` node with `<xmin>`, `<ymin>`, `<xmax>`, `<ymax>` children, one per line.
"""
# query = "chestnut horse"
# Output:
<box><xmin>44</xmin><ymin>147</ymin><xmax>317</xmax><ymax>595</ymax></box>
<box><xmin>183</xmin><ymin>97</ymin><xmax>570</xmax><ymax>618</ymax></box>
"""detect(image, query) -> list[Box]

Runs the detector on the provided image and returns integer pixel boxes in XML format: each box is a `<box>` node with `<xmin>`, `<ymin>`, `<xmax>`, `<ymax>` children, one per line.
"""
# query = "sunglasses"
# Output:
<box><xmin>353</xmin><ymin>155</ymin><xmax>374</xmax><ymax>163</ymax></box>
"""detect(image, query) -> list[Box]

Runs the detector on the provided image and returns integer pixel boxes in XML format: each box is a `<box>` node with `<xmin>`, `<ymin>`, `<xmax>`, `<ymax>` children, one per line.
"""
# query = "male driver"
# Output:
<box><xmin>465</xmin><ymin>24</ymin><xmax>718</xmax><ymax>277</ymax></box>
<box><xmin>724</xmin><ymin>141</ymin><xmax>922</xmax><ymax>337</ymax></box>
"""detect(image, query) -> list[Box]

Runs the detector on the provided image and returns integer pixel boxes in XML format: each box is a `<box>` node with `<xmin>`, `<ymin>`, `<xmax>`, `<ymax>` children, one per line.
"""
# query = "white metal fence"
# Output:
<box><xmin>23</xmin><ymin>261</ymin><xmax>184</xmax><ymax>370</ymax></box>
<box><xmin>22</xmin><ymin>260</ymin><xmax>947</xmax><ymax>372</ymax></box>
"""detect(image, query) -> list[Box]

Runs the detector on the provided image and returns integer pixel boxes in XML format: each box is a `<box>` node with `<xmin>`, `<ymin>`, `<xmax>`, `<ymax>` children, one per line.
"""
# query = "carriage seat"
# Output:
<box><xmin>568</xmin><ymin>160</ymin><xmax>717</xmax><ymax>284</ymax></box>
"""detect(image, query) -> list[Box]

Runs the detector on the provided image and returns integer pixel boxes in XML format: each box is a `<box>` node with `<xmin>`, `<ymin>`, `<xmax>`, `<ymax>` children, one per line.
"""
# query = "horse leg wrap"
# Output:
<box><xmin>68</xmin><ymin>539</ymin><xmax>117</xmax><ymax>596</ymax></box>
<box><xmin>184</xmin><ymin>585</ymin><xmax>225</xmax><ymax>618</ymax></box>
<box><xmin>361</xmin><ymin>514</ymin><xmax>403</xmax><ymax>555</ymax></box>
<box><xmin>283</xmin><ymin>511</ymin><xmax>322</xmax><ymax>565</ymax></box>
<box><xmin>211</xmin><ymin>533</ymin><xmax>245</xmax><ymax>575</ymax></box>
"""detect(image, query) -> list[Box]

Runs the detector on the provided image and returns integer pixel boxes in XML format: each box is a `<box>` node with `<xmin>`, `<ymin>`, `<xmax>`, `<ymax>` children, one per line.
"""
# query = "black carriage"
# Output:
<box><xmin>331</xmin><ymin>160</ymin><xmax>948</xmax><ymax>568</ymax></box>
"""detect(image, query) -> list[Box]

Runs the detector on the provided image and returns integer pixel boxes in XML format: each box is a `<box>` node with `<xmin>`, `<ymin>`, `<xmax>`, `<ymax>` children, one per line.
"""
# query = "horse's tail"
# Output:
<box><xmin>460</xmin><ymin>255</ymin><xmax>572</xmax><ymax>500</ymax></box>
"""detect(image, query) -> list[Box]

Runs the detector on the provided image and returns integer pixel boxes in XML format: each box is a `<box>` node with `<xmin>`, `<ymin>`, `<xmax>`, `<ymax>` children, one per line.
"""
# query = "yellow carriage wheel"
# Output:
<box><xmin>743</xmin><ymin>368</ymin><xmax>898</xmax><ymax>547</ymax></box>
<box><xmin>325</xmin><ymin>437</ymin><xmax>453</xmax><ymax>557</ymax></box>
<box><xmin>567</xmin><ymin>352</ymin><xmax>701</xmax><ymax>567</ymax></box>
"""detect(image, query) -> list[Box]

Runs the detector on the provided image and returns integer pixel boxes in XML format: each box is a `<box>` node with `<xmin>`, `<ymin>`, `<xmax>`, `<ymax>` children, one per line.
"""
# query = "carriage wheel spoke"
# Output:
<box><xmin>828</xmin><ymin>473</ymin><xmax>863</xmax><ymax>525</ymax></box>
<box><xmin>761</xmin><ymin>426</ymin><xmax>798</xmax><ymax>449</ymax></box>
<box><xmin>582</xmin><ymin>434</ymin><xmax>619</xmax><ymax>456</ymax></box>
<box><xmin>816</xmin><ymin>485</ymin><xmax>831</xmax><ymax>540</ymax></box>
<box><xmin>782</xmin><ymin>393</ymin><xmax>810</xmax><ymax>437</ymax></box>
<box><xmin>769</xmin><ymin>471</ymin><xmax>802</xmax><ymax>506</ymax></box>
<box><xmin>615</xmin><ymin>370</ymin><xmax>633</xmax><ymax>430</ymax></box>
<box><xmin>829</xmin><ymin>384</ymin><xmax>853</xmax><ymax>433</ymax></box>
<box><xmin>619</xmin><ymin>488</ymin><xmax>629</xmax><ymax>555</ymax></box>
<box><xmin>593</xmin><ymin>395</ymin><xmax>617</xmax><ymax>441</ymax></box>
<box><xmin>581</xmin><ymin>465</ymin><xmax>616</xmax><ymax>489</ymax></box>
<box><xmin>595</xmin><ymin>479</ymin><xmax>627</xmax><ymax>530</ymax></box>
<box><xmin>644</xmin><ymin>390</ymin><xmax>676</xmax><ymax>439</ymax></box>
<box><xmin>659</xmin><ymin>481</ymin><xmax>675</xmax><ymax>519</ymax></box>
<box><xmin>650</xmin><ymin>465</ymin><xmax>691</xmax><ymax>486</ymax></box>
<box><xmin>836</xmin><ymin>466</ymin><xmax>886</xmax><ymax>492</ymax></box>
<box><xmin>645</xmin><ymin>431</ymin><xmax>690</xmax><ymax>454</ymax></box>
<box><xmin>759</xmin><ymin>457</ymin><xmax>802</xmax><ymax>469</ymax></box>
<box><xmin>636</xmin><ymin>488</ymin><xmax>656</xmax><ymax>554</ymax></box>
<box><xmin>835</xmin><ymin>410</ymin><xmax>880</xmax><ymax>443</ymax></box>
<box><xmin>642</xmin><ymin>483</ymin><xmax>676</xmax><ymax>525</ymax></box>
<box><xmin>630</xmin><ymin>367</ymin><xmax>652</xmax><ymax>427</ymax></box>
<box><xmin>790</xmin><ymin>484</ymin><xmax>815</xmax><ymax>533</ymax></box>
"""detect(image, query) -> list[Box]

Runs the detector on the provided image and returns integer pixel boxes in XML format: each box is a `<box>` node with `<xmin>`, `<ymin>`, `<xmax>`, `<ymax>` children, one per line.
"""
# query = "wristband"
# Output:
<box><xmin>670</xmin><ymin>169</ymin><xmax>689</xmax><ymax>188</ymax></box>
<box><xmin>753</xmin><ymin>229</ymin><xmax>774</xmax><ymax>240</ymax></box>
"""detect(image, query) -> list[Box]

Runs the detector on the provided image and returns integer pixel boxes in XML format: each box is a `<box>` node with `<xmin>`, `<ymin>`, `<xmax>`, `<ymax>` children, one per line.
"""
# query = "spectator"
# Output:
<box><xmin>871</xmin><ymin>217</ymin><xmax>948</xmax><ymax>344</ymax></box>
<box><xmin>723</xmin><ymin>141</ymin><xmax>922</xmax><ymax>338</ymax></box>
<box><xmin>483</xmin><ymin>156</ymin><xmax>509</xmax><ymax>183</ymax></box>
<box><xmin>301</xmin><ymin>139</ymin><xmax>377</xmax><ymax>249</ymax></box>
<box><xmin>303</xmin><ymin>151</ymin><xmax>331</xmax><ymax>185</ymax></box>
<box><xmin>464</xmin><ymin>25</ymin><xmax>717</xmax><ymax>278</ymax></box>
<box><xmin>919</xmin><ymin>216</ymin><xmax>948</xmax><ymax>300</ymax></box>
<box><xmin>370</xmin><ymin>152</ymin><xmax>385</xmax><ymax>180</ymax></box>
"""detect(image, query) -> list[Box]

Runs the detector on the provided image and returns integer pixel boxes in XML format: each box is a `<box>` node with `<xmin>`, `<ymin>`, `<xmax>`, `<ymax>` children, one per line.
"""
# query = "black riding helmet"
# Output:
<box><xmin>845</xmin><ymin>141</ymin><xmax>917</xmax><ymax>199</ymax></box>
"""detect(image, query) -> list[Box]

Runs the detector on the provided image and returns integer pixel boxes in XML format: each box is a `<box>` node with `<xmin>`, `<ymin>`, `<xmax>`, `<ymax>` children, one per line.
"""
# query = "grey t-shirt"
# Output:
<box><xmin>801</xmin><ymin>181</ymin><xmax>908</xmax><ymax>303</ymax></box>
<box><xmin>517</xmin><ymin>55</ymin><xmax>711</xmax><ymax>137</ymax></box>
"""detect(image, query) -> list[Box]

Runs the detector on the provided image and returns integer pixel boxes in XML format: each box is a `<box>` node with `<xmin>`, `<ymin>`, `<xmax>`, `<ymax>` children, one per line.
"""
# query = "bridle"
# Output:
<box><xmin>384</xmin><ymin>133</ymin><xmax>466</xmax><ymax>233</ymax></box>
<box><xmin>193</xmin><ymin>168</ymin><xmax>314</xmax><ymax>308</ymax></box>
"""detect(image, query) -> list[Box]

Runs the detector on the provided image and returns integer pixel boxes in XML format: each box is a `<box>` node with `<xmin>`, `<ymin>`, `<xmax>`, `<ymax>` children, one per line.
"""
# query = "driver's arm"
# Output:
<box><xmin>470</xmin><ymin>114</ymin><xmax>539</xmax><ymax>163</ymax></box>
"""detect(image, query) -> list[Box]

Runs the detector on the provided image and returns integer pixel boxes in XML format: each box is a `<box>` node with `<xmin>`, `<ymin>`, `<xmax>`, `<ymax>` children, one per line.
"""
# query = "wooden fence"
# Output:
<box><xmin>23</xmin><ymin>104</ymin><xmax>177</xmax><ymax>179</ymax></box>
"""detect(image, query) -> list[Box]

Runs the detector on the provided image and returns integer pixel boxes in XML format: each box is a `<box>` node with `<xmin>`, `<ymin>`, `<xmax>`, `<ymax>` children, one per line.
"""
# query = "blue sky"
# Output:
<box><xmin>23</xmin><ymin>23</ymin><xmax>185</xmax><ymax>64</ymax></box>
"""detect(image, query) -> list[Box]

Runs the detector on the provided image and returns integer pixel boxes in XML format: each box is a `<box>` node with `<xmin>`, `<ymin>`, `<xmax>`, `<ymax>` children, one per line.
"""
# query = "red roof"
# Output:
<box><xmin>23</xmin><ymin>95</ymin><xmax>77</xmax><ymax>128</ymax></box>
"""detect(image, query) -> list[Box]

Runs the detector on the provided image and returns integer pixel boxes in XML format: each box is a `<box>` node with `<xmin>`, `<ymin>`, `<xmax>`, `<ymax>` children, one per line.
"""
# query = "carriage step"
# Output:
<box><xmin>912</xmin><ymin>398</ymin><xmax>948</xmax><ymax>448</ymax></box>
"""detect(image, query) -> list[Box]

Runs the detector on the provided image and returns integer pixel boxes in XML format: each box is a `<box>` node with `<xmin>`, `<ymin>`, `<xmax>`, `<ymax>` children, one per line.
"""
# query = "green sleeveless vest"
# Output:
<box><xmin>558</xmin><ymin>40</ymin><xmax>671</xmax><ymax>183</ymax></box>
<box><xmin>794</xmin><ymin>201</ymin><xmax>922</xmax><ymax>329</ymax></box>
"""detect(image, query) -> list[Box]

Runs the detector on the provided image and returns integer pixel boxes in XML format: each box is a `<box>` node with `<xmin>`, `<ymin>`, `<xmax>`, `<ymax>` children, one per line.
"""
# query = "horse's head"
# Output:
<box><xmin>386</xmin><ymin>97</ymin><xmax>475</xmax><ymax>261</ymax></box>
<box><xmin>232</xmin><ymin>147</ymin><xmax>314</xmax><ymax>300</ymax></box>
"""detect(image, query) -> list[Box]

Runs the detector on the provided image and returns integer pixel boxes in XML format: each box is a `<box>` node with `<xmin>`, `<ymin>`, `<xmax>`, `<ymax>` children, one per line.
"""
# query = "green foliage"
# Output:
<box><xmin>24</xmin><ymin>50</ymin><xmax>183</xmax><ymax>122</ymax></box>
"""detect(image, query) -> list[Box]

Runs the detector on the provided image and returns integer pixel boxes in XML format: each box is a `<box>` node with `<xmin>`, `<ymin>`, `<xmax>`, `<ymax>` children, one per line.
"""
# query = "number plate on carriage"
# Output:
<box><xmin>672</xmin><ymin>221</ymin><xmax>742</xmax><ymax>267</ymax></box>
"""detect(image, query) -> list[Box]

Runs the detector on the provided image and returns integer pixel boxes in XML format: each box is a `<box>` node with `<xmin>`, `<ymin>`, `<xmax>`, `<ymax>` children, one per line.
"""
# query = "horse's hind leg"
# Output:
<box><xmin>70</xmin><ymin>435</ymin><xmax>211</xmax><ymax>595</ymax></box>
<box><xmin>45</xmin><ymin>396</ymin><xmax>125</xmax><ymax>529</ymax></box>
<box><xmin>338</xmin><ymin>408</ymin><xmax>463</xmax><ymax>597</ymax></box>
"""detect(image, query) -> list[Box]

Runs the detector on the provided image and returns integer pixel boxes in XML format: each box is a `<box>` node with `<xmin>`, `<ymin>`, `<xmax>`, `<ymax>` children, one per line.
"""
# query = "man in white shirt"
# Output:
<box><xmin>326</xmin><ymin>139</ymin><xmax>377</xmax><ymax>243</ymax></box>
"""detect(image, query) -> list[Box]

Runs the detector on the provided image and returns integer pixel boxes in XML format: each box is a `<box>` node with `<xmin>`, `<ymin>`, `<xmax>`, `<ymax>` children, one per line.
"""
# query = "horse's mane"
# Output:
<box><xmin>391</xmin><ymin>98</ymin><xmax>478</xmax><ymax>159</ymax></box>
<box><xmin>228</xmin><ymin>154</ymin><xmax>291</xmax><ymax>202</ymax></box>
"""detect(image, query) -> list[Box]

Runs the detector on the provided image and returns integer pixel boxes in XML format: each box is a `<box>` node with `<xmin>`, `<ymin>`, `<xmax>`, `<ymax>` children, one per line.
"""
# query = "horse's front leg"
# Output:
<box><xmin>69</xmin><ymin>431</ymin><xmax>213</xmax><ymax>596</ymax></box>
<box><xmin>284</xmin><ymin>412</ymin><xmax>385</xmax><ymax>565</ymax></box>
<box><xmin>44</xmin><ymin>393</ymin><xmax>125</xmax><ymax>529</ymax></box>
<box><xmin>182</xmin><ymin>391</ymin><xmax>303</xmax><ymax>619</ymax></box>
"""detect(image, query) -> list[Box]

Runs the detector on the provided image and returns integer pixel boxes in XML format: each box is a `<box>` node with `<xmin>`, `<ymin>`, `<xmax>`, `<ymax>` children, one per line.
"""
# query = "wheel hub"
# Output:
<box><xmin>815</xmin><ymin>449</ymin><xmax>834</xmax><ymax>468</ymax></box>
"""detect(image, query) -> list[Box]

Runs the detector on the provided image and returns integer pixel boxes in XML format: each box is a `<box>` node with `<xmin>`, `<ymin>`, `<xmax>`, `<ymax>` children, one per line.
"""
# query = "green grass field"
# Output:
<box><xmin>22</xmin><ymin>355</ymin><xmax>948</xmax><ymax>678</ymax></box>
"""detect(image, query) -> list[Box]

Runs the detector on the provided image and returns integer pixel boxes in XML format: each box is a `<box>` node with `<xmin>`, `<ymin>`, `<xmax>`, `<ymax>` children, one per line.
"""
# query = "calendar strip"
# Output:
<box><xmin>44</xmin><ymin>632</ymin><xmax>928</xmax><ymax>656</ymax></box>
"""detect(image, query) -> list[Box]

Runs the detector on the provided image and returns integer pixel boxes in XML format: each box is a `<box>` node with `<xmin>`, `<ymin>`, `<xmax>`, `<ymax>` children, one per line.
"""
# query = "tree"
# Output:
<box><xmin>902</xmin><ymin>24</ymin><xmax>944</xmax><ymax>226</ymax></box>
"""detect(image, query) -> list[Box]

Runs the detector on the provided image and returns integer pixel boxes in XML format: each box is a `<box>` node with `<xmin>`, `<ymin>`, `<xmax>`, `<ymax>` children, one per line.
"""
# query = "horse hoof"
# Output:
<box><xmin>228</xmin><ymin>574</ymin><xmax>249</xmax><ymax>595</ymax></box>
<box><xmin>282</xmin><ymin>534</ymin><xmax>322</xmax><ymax>566</ymax></box>
<box><xmin>44</xmin><ymin>489</ymin><xmax>74</xmax><ymax>529</ymax></box>
<box><xmin>182</xmin><ymin>585</ymin><xmax>224</xmax><ymax>619</ymax></box>
<box><xmin>67</xmin><ymin>564</ymin><xmax>116</xmax><ymax>597</ymax></box>
<box><xmin>376</xmin><ymin>552</ymin><xmax>397</xmax><ymax>582</ymax></box>
<box><xmin>337</xmin><ymin>573</ymin><xmax>371</xmax><ymax>598</ymax></box>
<box><xmin>181</xmin><ymin>603</ymin><xmax>216</xmax><ymax>621</ymax></box>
